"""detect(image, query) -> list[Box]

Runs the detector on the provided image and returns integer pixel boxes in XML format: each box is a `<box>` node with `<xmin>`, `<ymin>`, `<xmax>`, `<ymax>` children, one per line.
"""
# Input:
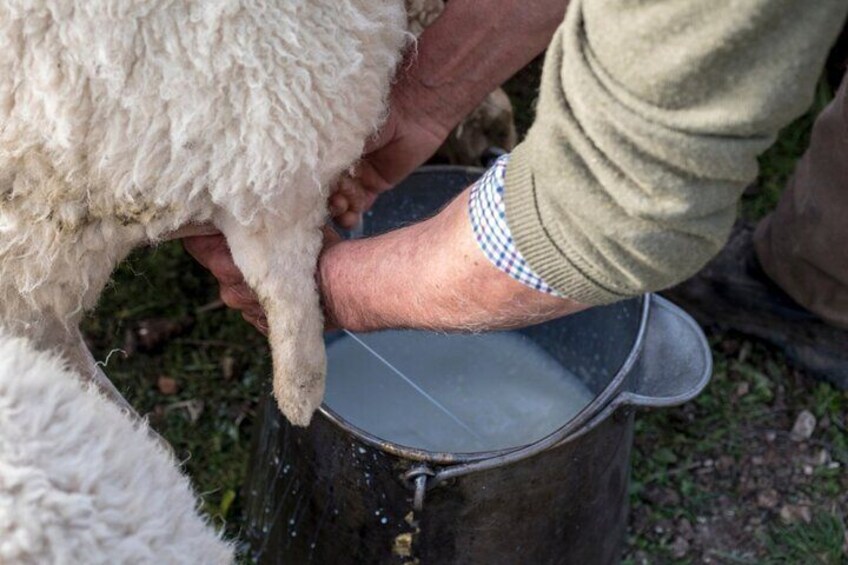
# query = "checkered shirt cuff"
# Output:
<box><xmin>469</xmin><ymin>155</ymin><xmax>561</xmax><ymax>297</ymax></box>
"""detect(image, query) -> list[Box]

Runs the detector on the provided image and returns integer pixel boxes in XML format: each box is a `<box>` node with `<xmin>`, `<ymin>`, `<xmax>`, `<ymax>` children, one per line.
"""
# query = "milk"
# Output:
<box><xmin>324</xmin><ymin>330</ymin><xmax>595</xmax><ymax>453</ymax></box>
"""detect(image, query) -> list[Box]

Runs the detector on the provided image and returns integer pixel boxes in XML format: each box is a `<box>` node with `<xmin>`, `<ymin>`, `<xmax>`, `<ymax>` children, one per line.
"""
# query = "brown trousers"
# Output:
<box><xmin>755</xmin><ymin>76</ymin><xmax>848</xmax><ymax>329</ymax></box>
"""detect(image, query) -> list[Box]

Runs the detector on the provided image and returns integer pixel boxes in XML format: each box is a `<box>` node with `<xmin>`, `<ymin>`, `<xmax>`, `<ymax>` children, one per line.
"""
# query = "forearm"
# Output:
<box><xmin>319</xmin><ymin>188</ymin><xmax>584</xmax><ymax>333</ymax></box>
<box><xmin>504</xmin><ymin>0</ymin><xmax>848</xmax><ymax>304</ymax></box>
<box><xmin>399</xmin><ymin>0</ymin><xmax>567</xmax><ymax>134</ymax></box>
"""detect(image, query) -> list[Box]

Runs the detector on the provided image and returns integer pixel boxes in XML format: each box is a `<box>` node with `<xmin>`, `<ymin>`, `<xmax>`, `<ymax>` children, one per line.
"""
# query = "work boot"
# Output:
<box><xmin>662</xmin><ymin>223</ymin><xmax>848</xmax><ymax>389</ymax></box>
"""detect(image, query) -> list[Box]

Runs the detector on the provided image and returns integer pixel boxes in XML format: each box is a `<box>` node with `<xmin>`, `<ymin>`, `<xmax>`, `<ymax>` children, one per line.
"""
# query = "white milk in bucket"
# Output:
<box><xmin>324</xmin><ymin>330</ymin><xmax>595</xmax><ymax>453</ymax></box>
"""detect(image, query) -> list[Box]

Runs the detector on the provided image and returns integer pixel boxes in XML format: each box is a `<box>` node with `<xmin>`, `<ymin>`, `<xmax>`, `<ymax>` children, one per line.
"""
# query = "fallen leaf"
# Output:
<box><xmin>157</xmin><ymin>376</ymin><xmax>179</xmax><ymax>395</ymax></box>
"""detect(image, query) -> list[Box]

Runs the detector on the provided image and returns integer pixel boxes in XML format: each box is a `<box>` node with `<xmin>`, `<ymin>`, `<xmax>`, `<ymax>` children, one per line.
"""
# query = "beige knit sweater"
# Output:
<box><xmin>504</xmin><ymin>0</ymin><xmax>848</xmax><ymax>305</ymax></box>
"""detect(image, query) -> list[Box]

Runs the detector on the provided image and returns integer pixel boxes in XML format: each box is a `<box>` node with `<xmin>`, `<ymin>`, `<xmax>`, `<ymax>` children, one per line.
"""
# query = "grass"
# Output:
<box><xmin>764</xmin><ymin>512</ymin><xmax>847</xmax><ymax>565</ymax></box>
<box><xmin>626</xmin><ymin>331</ymin><xmax>848</xmax><ymax>562</ymax></box>
<box><xmin>80</xmin><ymin>77</ymin><xmax>848</xmax><ymax>561</ymax></box>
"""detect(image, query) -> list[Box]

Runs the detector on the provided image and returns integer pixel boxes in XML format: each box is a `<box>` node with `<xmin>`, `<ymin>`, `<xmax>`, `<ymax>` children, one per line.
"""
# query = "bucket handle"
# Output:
<box><xmin>403</xmin><ymin>295</ymin><xmax>712</xmax><ymax>511</ymax></box>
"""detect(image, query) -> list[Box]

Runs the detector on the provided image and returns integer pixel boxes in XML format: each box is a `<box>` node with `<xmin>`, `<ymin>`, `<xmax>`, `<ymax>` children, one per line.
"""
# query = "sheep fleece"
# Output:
<box><xmin>0</xmin><ymin>332</ymin><xmax>233</xmax><ymax>563</ymax></box>
<box><xmin>0</xmin><ymin>1</ymin><xmax>408</xmax><ymax>425</ymax></box>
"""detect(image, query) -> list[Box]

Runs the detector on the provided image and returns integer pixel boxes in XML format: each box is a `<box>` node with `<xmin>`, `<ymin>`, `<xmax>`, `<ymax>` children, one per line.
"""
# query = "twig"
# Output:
<box><xmin>172</xmin><ymin>338</ymin><xmax>251</xmax><ymax>350</ymax></box>
<box><xmin>196</xmin><ymin>299</ymin><xmax>226</xmax><ymax>314</ymax></box>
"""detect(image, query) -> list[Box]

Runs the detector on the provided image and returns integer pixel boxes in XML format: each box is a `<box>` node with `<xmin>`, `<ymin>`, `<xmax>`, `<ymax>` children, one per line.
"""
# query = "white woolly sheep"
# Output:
<box><xmin>0</xmin><ymin>331</ymin><xmax>233</xmax><ymax>563</ymax></box>
<box><xmin>0</xmin><ymin>0</ymin><xmax>409</xmax><ymax>426</ymax></box>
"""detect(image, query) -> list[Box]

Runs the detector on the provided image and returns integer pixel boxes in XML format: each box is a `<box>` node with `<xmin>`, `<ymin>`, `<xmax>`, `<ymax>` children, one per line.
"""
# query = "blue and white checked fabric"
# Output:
<box><xmin>468</xmin><ymin>155</ymin><xmax>560</xmax><ymax>296</ymax></box>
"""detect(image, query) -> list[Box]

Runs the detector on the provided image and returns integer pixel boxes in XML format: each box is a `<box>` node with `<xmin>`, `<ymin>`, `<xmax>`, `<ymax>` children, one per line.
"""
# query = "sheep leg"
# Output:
<box><xmin>217</xmin><ymin>213</ymin><xmax>327</xmax><ymax>427</ymax></box>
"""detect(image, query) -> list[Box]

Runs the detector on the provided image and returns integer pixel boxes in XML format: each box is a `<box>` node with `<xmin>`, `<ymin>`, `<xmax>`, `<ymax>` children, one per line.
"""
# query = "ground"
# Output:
<box><xmin>81</xmin><ymin>67</ymin><xmax>847</xmax><ymax>563</ymax></box>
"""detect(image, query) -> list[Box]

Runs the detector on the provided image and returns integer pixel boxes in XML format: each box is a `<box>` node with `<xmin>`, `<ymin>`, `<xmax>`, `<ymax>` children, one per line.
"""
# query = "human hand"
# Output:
<box><xmin>330</xmin><ymin>0</ymin><xmax>563</xmax><ymax>229</ymax></box>
<box><xmin>183</xmin><ymin>233</ymin><xmax>268</xmax><ymax>333</ymax></box>
<box><xmin>329</xmin><ymin>96</ymin><xmax>451</xmax><ymax>229</ymax></box>
<box><xmin>183</xmin><ymin>227</ymin><xmax>342</xmax><ymax>334</ymax></box>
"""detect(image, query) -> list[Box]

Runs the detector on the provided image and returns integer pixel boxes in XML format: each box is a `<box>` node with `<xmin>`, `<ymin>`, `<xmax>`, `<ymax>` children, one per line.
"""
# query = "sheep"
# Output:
<box><xmin>0</xmin><ymin>331</ymin><xmax>233</xmax><ymax>563</ymax></box>
<box><xmin>0</xmin><ymin>0</ymin><xmax>409</xmax><ymax>426</ymax></box>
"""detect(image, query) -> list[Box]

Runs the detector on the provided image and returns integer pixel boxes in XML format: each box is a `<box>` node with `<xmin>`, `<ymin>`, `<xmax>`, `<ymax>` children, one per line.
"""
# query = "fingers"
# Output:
<box><xmin>330</xmin><ymin>176</ymin><xmax>367</xmax><ymax>216</ymax></box>
<box><xmin>183</xmin><ymin>235</ymin><xmax>245</xmax><ymax>286</ymax></box>
<box><xmin>329</xmin><ymin>168</ymin><xmax>386</xmax><ymax>228</ymax></box>
<box><xmin>216</xmin><ymin>279</ymin><xmax>268</xmax><ymax>335</ymax></box>
<box><xmin>218</xmin><ymin>280</ymin><xmax>257</xmax><ymax>309</ymax></box>
<box><xmin>184</xmin><ymin>234</ymin><xmax>269</xmax><ymax>333</ymax></box>
<box><xmin>242</xmin><ymin>312</ymin><xmax>269</xmax><ymax>336</ymax></box>
<box><xmin>183</xmin><ymin>223</ymin><xmax>344</xmax><ymax>337</ymax></box>
<box><xmin>329</xmin><ymin>195</ymin><xmax>362</xmax><ymax>229</ymax></box>
<box><xmin>219</xmin><ymin>277</ymin><xmax>268</xmax><ymax>334</ymax></box>
<box><xmin>336</xmin><ymin>211</ymin><xmax>361</xmax><ymax>229</ymax></box>
<box><xmin>322</xmin><ymin>225</ymin><xmax>343</xmax><ymax>247</ymax></box>
<box><xmin>329</xmin><ymin>192</ymin><xmax>348</xmax><ymax>217</ymax></box>
<box><xmin>353</xmin><ymin>159</ymin><xmax>392</xmax><ymax>201</ymax></box>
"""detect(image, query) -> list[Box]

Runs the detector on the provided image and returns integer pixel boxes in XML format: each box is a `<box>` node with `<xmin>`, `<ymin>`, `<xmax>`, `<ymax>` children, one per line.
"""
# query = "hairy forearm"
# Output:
<box><xmin>399</xmin><ymin>0</ymin><xmax>567</xmax><ymax>133</ymax></box>
<box><xmin>319</xmin><ymin>188</ymin><xmax>585</xmax><ymax>333</ymax></box>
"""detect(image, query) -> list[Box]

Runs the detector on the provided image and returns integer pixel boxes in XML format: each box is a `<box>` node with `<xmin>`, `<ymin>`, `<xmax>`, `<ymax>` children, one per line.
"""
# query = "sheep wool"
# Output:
<box><xmin>0</xmin><ymin>1</ymin><xmax>409</xmax><ymax>425</ymax></box>
<box><xmin>0</xmin><ymin>332</ymin><xmax>234</xmax><ymax>563</ymax></box>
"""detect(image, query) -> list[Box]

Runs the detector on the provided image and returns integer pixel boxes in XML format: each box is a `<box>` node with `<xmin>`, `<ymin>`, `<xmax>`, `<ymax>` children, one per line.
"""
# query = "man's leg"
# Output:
<box><xmin>664</xmin><ymin>75</ymin><xmax>848</xmax><ymax>388</ymax></box>
<box><xmin>755</xmin><ymin>75</ymin><xmax>848</xmax><ymax>329</ymax></box>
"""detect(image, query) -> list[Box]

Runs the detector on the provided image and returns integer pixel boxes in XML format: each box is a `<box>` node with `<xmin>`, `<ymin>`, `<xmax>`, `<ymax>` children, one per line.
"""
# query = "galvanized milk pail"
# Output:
<box><xmin>243</xmin><ymin>167</ymin><xmax>713</xmax><ymax>565</ymax></box>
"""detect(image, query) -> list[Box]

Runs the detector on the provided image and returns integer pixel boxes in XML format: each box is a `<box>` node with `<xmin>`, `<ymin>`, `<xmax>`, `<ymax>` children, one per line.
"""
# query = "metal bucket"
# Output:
<box><xmin>242</xmin><ymin>167</ymin><xmax>713</xmax><ymax>564</ymax></box>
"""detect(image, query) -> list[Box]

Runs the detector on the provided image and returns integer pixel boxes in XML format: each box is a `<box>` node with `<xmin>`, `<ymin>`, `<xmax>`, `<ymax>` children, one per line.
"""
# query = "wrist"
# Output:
<box><xmin>318</xmin><ymin>220</ymin><xmax>440</xmax><ymax>333</ymax></box>
<box><xmin>394</xmin><ymin>0</ymin><xmax>564</xmax><ymax>137</ymax></box>
<box><xmin>392</xmin><ymin>55</ymin><xmax>465</xmax><ymax>139</ymax></box>
<box><xmin>318</xmin><ymin>239</ymin><xmax>387</xmax><ymax>333</ymax></box>
<box><xmin>318</xmin><ymin>240</ymin><xmax>353</xmax><ymax>331</ymax></box>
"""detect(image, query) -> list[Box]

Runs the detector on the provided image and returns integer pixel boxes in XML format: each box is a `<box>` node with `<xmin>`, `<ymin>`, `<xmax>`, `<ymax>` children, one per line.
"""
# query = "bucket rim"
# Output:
<box><xmin>316</xmin><ymin>294</ymin><xmax>652</xmax><ymax>465</ymax></box>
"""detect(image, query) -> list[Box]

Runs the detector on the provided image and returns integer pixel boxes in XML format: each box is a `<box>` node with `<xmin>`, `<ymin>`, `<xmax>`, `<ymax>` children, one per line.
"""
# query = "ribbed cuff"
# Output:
<box><xmin>503</xmin><ymin>142</ymin><xmax>628</xmax><ymax>306</ymax></box>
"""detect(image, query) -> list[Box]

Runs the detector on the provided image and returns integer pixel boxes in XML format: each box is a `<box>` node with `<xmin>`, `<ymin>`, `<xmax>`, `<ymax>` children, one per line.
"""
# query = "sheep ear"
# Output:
<box><xmin>215</xmin><ymin>212</ymin><xmax>327</xmax><ymax>427</ymax></box>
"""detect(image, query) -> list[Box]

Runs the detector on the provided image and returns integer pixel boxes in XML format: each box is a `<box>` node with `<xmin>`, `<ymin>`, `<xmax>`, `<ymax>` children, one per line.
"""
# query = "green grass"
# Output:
<box><xmin>764</xmin><ymin>512</ymin><xmax>847</xmax><ymax>564</ymax></box>
<box><xmin>627</xmin><ymin>332</ymin><xmax>848</xmax><ymax>562</ymax></box>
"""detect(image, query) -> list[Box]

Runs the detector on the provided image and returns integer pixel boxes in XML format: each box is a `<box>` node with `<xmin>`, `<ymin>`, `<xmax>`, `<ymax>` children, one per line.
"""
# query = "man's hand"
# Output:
<box><xmin>330</xmin><ymin>103</ymin><xmax>450</xmax><ymax>229</ymax></box>
<box><xmin>183</xmin><ymin>227</ymin><xmax>343</xmax><ymax>334</ymax></box>
<box><xmin>183</xmin><ymin>234</ymin><xmax>269</xmax><ymax>333</ymax></box>
<box><xmin>329</xmin><ymin>0</ymin><xmax>565</xmax><ymax>229</ymax></box>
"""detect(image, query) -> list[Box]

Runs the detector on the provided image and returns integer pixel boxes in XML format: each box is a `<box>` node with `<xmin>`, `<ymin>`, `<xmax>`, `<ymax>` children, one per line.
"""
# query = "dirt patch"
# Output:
<box><xmin>625</xmin><ymin>334</ymin><xmax>848</xmax><ymax>563</ymax></box>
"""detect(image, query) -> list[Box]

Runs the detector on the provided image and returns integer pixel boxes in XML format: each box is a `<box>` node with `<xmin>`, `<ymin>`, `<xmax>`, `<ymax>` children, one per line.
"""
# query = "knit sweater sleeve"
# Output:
<box><xmin>504</xmin><ymin>0</ymin><xmax>848</xmax><ymax>305</ymax></box>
